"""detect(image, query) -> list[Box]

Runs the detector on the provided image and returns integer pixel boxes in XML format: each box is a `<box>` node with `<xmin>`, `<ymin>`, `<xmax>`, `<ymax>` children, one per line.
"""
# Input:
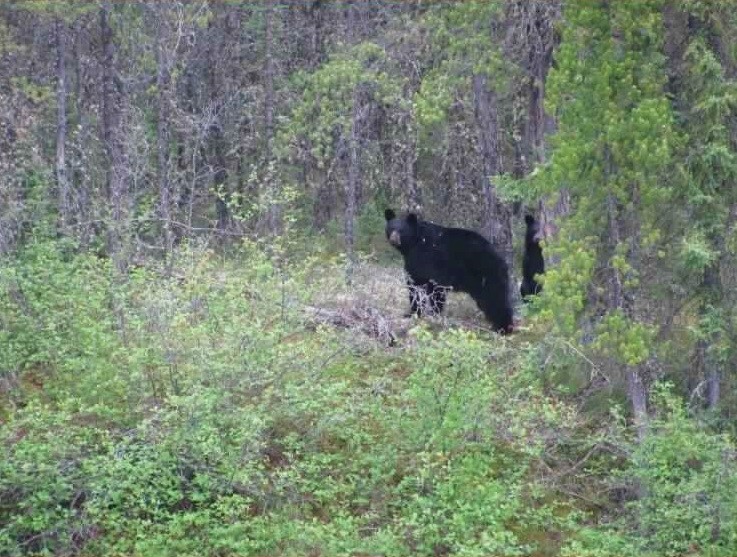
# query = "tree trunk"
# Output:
<box><xmin>530</xmin><ymin>63</ymin><xmax>568</xmax><ymax>240</ymax></box>
<box><xmin>504</xmin><ymin>1</ymin><xmax>564</xmax><ymax>240</ymax></box>
<box><xmin>403</xmin><ymin>83</ymin><xmax>421</xmax><ymax>212</ymax></box>
<box><xmin>154</xmin><ymin>4</ymin><xmax>173</xmax><ymax>266</ymax></box>
<box><xmin>607</xmin><ymin>193</ymin><xmax>649</xmax><ymax>439</ymax></box>
<box><xmin>471</xmin><ymin>74</ymin><xmax>516</xmax><ymax>301</ymax></box>
<box><xmin>263</xmin><ymin>0</ymin><xmax>279</xmax><ymax>234</ymax></box>
<box><xmin>206</xmin><ymin>14</ymin><xmax>230</xmax><ymax>233</ymax></box>
<box><xmin>55</xmin><ymin>18</ymin><xmax>70</xmax><ymax>230</ymax></box>
<box><xmin>405</xmin><ymin>119</ymin><xmax>420</xmax><ymax>212</ymax></box>
<box><xmin>707</xmin><ymin>367</ymin><xmax>721</xmax><ymax>410</ymax></box>
<box><xmin>627</xmin><ymin>367</ymin><xmax>649</xmax><ymax>442</ymax></box>
<box><xmin>73</xmin><ymin>16</ymin><xmax>92</xmax><ymax>245</ymax></box>
<box><xmin>308</xmin><ymin>0</ymin><xmax>325</xmax><ymax>69</ymax></box>
<box><xmin>213</xmin><ymin>147</ymin><xmax>229</xmax><ymax>231</ymax></box>
<box><xmin>345</xmin><ymin>87</ymin><xmax>361</xmax><ymax>284</ymax></box>
<box><xmin>100</xmin><ymin>0</ymin><xmax>127</xmax><ymax>272</ymax></box>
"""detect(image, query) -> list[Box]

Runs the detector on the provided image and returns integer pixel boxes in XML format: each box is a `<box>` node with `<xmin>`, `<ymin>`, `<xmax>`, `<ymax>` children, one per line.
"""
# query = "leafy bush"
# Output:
<box><xmin>5</xmin><ymin>240</ymin><xmax>735</xmax><ymax>557</ymax></box>
<box><xmin>566</xmin><ymin>387</ymin><xmax>737</xmax><ymax>557</ymax></box>
<box><xmin>0</xmin><ymin>240</ymin><xmax>580</xmax><ymax>556</ymax></box>
<box><xmin>627</xmin><ymin>387</ymin><xmax>737</xmax><ymax>556</ymax></box>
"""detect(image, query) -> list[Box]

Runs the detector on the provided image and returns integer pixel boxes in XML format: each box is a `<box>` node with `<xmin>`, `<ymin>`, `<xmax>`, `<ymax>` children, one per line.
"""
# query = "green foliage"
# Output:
<box><xmin>567</xmin><ymin>387</ymin><xmax>737</xmax><ymax>557</ymax></box>
<box><xmin>547</xmin><ymin>0</ymin><xmax>675</xmax><ymax>200</ymax></box>
<box><xmin>392</xmin><ymin>329</ymin><xmax>573</xmax><ymax>556</ymax></box>
<box><xmin>0</xmin><ymin>402</ymin><xmax>116</xmax><ymax>555</ymax></box>
<box><xmin>0</xmin><ymin>241</ymin><xmax>125</xmax><ymax>416</ymax></box>
<box><xmin>0</xmin><ymin>240</ymin><xmax>579</xmax><ymax>556</ymax></box>
<box><xmin>414</xmin><ymin>1</ymin><xmax>511</xmax><ymax>137</ymax></box>
<box><xmin>563</xmin><ymin>527</ymin><xmax>639</xmax><ymax>557</ymax></box>
<box><xmin>527</xmin><ymin>0</ymin><xmax>677</xmax><ymax>371</ymax></box>
<box><xmin>9</xmin><ymin>76</ymin><xmax>53</xmax><ymax>105</ymax></box>
<box><xmin>3</xmin><ymin>218</ymin><xmax>737</xmax><ymax>557</ymax></box>
<box><xmin>591</xmin><ymin>311</ymin><xmax>656</xmax><ymax>367</ymax></box>
<box><xmin>280</xmin><ymin>42</ymin><xmax>403</xmax><ymax>167</ymax></box>
<box><xmin>11</xmin><ymin>0</ymin><xmax>93</xmax><ymax>23</ymax></box>
<box><xmin>6</xmin><ymin>2</ymin><xmax>737</xmax><ymax>555</ymax></box>
<box><xmin>397</xmin><ymin>451</ymin><xmax>528</xmax><ymax>556</ymax></box>
<box><xmin>533</xmin><ymin>234</ymin><xmax>596</xmax><ymax>336</ymax></box>
<box><xmin>628</xmin><ymin>387</ymin><xmax>737</xmax><ymax>555</ymax></box>
<box><xmin>670</xmin><ymin>0</ymin><xmax>737</xmax><ymax>408</ymax></box>
<box><xmin>678</xmin><ymin>35</ymin><xmax>737</xmax><ymax>234</ymax></box>
<box><xmin>679</xmin><ymin>229</ymin><xmax>718</xmax><ymax>275</ymax></box>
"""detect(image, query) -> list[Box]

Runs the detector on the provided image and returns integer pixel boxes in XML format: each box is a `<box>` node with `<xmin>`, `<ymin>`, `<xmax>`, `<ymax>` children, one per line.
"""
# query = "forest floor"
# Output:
<box><xmin>4</xmin><ymin>244</ymin><xmax>709</xmax><ymax>557</ymax></box>
<box><xmin>309</xmin><ymin>262</ymin><xmax>512</xmax><ymax>347</ymax></box>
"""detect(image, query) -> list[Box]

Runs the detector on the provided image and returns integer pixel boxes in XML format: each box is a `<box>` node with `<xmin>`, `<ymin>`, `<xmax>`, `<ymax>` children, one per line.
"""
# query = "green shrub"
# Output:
<box><xmin>566</xmin><ymin>386</ymin><xmax>737</xmax><ymax>557</ymax></box>
<box><xmin>628</xmin><ymin>387</ymin><xmax>737</xmax><ymax>556</ymax></box>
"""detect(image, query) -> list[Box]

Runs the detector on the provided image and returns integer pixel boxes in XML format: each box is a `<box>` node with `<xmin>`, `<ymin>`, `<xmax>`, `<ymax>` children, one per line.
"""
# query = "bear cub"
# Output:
<box><xmin>384</xmin><ymin>209</ymin><xmax>514</xmax><ymax>334</ymax></box>
<box><xmin>520</xmin><ymin>214</ymin><xmax>544</xmax><ymax>301</ymax></box>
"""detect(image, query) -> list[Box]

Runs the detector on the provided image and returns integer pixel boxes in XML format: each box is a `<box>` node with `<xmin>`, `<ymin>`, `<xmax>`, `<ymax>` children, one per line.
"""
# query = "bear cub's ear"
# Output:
<box><xmin>384</xmin><ymin>209</ymin><xmax>396</xmax><ymax>221</ymax></box>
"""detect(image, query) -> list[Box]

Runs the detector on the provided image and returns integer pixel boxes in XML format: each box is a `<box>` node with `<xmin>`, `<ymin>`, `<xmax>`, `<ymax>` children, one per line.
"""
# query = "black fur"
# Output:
<box><xmin>384</xmin><ymin>209</ymin><xmax>513</xmax><ymax>334</ymax></box>
<box><xmin>520</xmin><ymin>214</ymin><xmax>544</xmax><ymax>300</ymax></box>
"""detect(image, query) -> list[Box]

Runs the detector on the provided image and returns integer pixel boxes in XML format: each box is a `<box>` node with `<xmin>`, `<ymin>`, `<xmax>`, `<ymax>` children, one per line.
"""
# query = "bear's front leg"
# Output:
<box><xmin>427</xmin><ymin>281</ymin><xmax>447</xmax><ymax>315</ymax></box>
<box><xmin>406</xmin><ymin>279</ymin><xmax>447</xmax><ymax>317</ymax></box>
<box><xmin>406</xmin><ymin>278</ymin><xmax>424</xmax><ymax>317</ymax></box>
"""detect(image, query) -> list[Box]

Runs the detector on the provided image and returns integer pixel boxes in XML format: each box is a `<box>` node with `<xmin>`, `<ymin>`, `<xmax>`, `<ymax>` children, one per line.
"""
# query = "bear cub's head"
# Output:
<box><xmin>385</xmin><ymin>209</ymin><xmax>420</xmax><ymax>251</ymax></box>
<box><xmin>524</xmin><ymin>214</ymin><xmax>543</xmax><ymax>244</ymax></box>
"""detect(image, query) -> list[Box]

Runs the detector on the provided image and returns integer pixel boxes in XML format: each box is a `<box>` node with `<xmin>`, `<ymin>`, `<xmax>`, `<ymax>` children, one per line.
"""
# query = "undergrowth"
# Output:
<box><xmin>1</xmin><ymin>239</ymin><xmax>735</xmax><ymax>556</ymax></box>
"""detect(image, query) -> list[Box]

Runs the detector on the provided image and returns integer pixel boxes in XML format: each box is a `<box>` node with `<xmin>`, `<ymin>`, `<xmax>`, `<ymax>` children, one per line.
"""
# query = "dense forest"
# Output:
<box><xmin>2</xmin><ymin>0</ymin><xmax>737</xmax><ymax>555</ymax></box>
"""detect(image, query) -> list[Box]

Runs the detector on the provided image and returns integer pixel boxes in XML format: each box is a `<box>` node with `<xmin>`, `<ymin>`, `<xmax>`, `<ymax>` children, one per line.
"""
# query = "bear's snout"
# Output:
<box><xmin>389</xmin><ymin>230</ymin><xmax>401</xmax><ymax>247</ymax></box>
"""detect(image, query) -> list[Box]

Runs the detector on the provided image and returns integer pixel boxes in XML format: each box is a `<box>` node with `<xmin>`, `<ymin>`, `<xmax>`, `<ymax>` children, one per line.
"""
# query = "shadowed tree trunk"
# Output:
<box><xmin>472</xmin><ymin>74</ymin><xmax>516</xmax><ymax>302</ymax></box>
<box><xmin>206</xmin><ymin>13</ymin><xmax>230</xmax><ymax>233</ymax></box>
<box><xmin>55</xmin><ymin>17</ymin><xmax>71</xmax><ymax>230</ymax></box>
<box><xmin>264</xmin><ymin>0</ymin><xmax>279</xmax><ymax>234</ymax></box>
<box><xmin>345</xmin><ymin>86</ymin><xmax>361</xmax><ymax>284</ymax></box>
<box><xmin>403</xmin><ymin>82</ymin><xmax>421</xmax><ymax>212</ymax></box>
<box><xmin>665</xmin><ymin>2</ymin><xmax>737</xmax><ymax>413</ymax></box>
<box><xmin>100</xmin><ymin>0</ymin><xmax>127</xmax><ymax>273</ymax></box>
<box><xmin>153</xmin><ymin>3</ymin><xmax>173</xmax><ymax>266</ymax></box>
<box><xmin>72</xmin><ymin>16</ymin><xmax>93</xmax><ymax>245</ymax></box>
<box><xmin>606</xmin><ymin>192</ymin><xmax>649</xmax><ymax>441</ymax></box>
<box><xmin>343</xmin><ymin>1</ymin><xmax>363</xmax><ymax>284</ymax></box>
<box><xmin>309</xmin><ymin>0</ymin><xmax>325</xmax><ymax>69</ymax></box>
<box><xmin>405</xmin><ymin>118</ymin><xmax>420</xmax><ymax>212</ymax></box>
<box><xmin>700</xmin><ymin>204</ymin><xmax>737</xmax><ymax>411</ymax></box>
<box><xmin>509</xmin><ymin>0</ymin><xmax>564</xmax><ymax>240</ymax></box>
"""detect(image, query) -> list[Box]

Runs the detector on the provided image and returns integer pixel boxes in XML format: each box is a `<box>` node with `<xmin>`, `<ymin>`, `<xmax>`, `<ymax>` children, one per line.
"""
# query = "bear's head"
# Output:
<box><xmin>385</xmin><ymin>209</ymin><xmax>420</xmax><ymax>252</ymax></box>
<box><xmin>525</xmin><ymin>214</ymin><xmax>543</xmax><ymax>244</ymax></box>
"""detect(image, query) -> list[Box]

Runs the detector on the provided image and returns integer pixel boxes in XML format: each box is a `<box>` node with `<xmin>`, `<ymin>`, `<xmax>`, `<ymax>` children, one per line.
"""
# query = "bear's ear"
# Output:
<box><xmin>384</xmin><ymin>209</ymin><xmax>396</xmax><ymax>221</ymax></box>
<box><xmin>407</xmin><ymin>213</ymin><xmax>419</xmax><ymax>227</ymax></box>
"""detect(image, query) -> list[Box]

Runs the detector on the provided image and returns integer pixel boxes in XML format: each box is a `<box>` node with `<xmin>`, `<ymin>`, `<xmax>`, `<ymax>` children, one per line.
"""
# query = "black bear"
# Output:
<box><xmin>384</xmin><ymin>209</ymin><xmax>514</xmax><ymax>334</ymax></box>
<box><xmin>520</xmin><ymin>214</ymin><xmax>544</xmax><ymax>301</ymax></box>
